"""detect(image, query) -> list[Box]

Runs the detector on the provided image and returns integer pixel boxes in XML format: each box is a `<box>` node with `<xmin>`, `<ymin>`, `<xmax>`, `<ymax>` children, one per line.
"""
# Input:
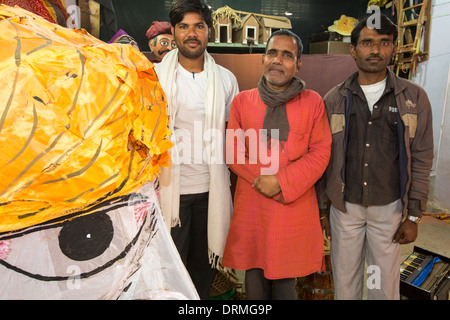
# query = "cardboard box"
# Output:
<box><xmin>309</xmin><ymin>41</ymin><xmax>350</xmax><ymax>55</ymax></box>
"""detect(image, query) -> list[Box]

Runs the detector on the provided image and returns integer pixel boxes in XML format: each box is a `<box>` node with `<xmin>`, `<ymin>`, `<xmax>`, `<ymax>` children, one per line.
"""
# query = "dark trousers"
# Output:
<box><xmin>170</xmin><ymin>192</ymin><xmax>215</xmax><ymax>300</ymax></box>
<box><xmin>245</xmin><ymin>268</ymin><xmax>297</xmax><ymax>300</ymax></box>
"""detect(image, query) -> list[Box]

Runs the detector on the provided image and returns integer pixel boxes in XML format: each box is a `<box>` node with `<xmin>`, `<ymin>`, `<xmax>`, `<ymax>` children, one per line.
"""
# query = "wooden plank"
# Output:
<box><xmin>78</xmin><ymin>0</ymin><xmax>100</xmax><ymax>38</ymax></box>
<box><xmin>89</xmin><ymin>0</ymin><xmax>100</xmax><ymax>38</ymax></box>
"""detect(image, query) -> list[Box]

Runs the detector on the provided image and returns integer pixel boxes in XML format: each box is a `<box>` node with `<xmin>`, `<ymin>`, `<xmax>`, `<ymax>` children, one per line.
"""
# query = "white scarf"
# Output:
<box><xmin>155</xmin><ymin>49</ymin><xmax>232</xmax><ymax>267</ymax></box>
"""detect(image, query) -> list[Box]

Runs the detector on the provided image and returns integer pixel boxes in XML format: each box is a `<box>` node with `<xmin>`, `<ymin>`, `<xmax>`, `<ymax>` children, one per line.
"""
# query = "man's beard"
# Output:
<box><xmin>177</xmin><ymin>39</ymin><xmax>206</xmax><ymax>59</ymax></box>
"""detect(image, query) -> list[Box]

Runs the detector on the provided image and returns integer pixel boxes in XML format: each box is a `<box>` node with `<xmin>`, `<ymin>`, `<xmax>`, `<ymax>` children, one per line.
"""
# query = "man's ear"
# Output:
<box><xmin>392</xmin><ymin>43</ymin><xmax>398</xmax><ymax>61</ymax></box>
<box><xmin>296</xmin><ymin>58</ymin><xmax>302</xmax><ymax>72</ymax></box>
<box><xmin>350</xmin><ymin>45</ymin><xmax>356</xmax><ymax>60</ymax></box>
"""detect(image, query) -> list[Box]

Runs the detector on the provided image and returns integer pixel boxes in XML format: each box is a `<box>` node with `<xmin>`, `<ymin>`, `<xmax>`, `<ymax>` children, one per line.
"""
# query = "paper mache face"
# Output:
<box><xmin>149</xmin><ymin>33</ymin><xmax>176</xmax><ymax>61</ymax></box>
<box><xmin>0</xmin><ymin>5</ymin><xmax>198</xmax><ymax>300</ymax></box>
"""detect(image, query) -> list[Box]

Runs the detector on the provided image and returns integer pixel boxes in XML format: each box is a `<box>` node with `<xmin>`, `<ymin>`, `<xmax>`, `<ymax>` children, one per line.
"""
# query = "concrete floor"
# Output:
<box><xmin>400</xmin><ymin>215</ymin><xmax>450</xmax><ymax>263</ymax></box>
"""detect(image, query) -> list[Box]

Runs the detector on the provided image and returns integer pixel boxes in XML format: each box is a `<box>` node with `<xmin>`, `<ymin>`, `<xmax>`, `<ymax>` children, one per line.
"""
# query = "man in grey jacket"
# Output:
<box><xmin>318</xmin><ymin>13</ymin><xmax>433</xmax><ymax>299</ymax></box>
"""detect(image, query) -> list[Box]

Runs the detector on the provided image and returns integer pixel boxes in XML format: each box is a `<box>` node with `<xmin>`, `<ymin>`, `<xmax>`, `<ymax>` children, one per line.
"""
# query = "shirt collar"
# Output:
<box><xmin>342</xmin><ymin>68</ymin><xmax>397</xmax><ymax>98</ymax></box>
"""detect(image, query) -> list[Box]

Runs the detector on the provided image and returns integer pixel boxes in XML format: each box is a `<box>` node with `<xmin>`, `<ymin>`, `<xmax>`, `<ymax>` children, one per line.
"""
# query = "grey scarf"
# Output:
<box><xmin>258</xmin><ymin>76</ymin><xmax>305</xmax><ymax>146</ymax></box>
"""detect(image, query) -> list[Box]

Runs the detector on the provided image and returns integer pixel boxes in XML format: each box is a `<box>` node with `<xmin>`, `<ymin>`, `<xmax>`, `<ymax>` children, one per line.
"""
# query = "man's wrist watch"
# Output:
<box><xmin>407</xmin><ymin>215</ymin><xmax>421</xmax><ymax>224</ymax></box>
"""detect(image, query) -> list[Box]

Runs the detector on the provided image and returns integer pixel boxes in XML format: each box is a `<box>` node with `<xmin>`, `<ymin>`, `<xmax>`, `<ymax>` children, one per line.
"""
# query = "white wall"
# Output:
<box><xmin>412</xmin><ymin>0</ymin><xmax>450</xmax><ymax>209</ymax></box>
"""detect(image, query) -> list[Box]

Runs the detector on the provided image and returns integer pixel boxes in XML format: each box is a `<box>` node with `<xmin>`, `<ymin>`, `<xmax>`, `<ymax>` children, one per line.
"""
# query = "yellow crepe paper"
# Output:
<box><xmin>328</xmin><ymin>15</ymin><xmax>358</xmax><ymax>36</ymax></box>
<box><xmin>368</xmin><ymin>0</ymin><xmax>389</xmax><ymax>8</ymax></box>
<box><xmin>0</xmin><ymin>5</ymin><xmax>172</xmax><ymax>233</ymax></box>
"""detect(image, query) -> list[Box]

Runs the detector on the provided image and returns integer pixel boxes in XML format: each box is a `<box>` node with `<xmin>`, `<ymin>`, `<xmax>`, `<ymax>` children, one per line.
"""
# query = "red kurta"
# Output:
<box><xmin>222</xmin><ymin>88</ymin><xmax>332</xmax><ymax>279</ymax></box>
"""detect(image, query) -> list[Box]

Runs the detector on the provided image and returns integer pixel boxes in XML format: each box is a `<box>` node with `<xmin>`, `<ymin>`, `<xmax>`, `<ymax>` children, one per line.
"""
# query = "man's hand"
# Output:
<box><xmin>320</xmin><ymin>214</ymin><xmax>331</xmax><ymax>242</ymax></box>
<box><xmin>393</xmin><ymin>219</ymin><xmax>418</xmax><ymax>244</ymax></box>
<box><xmin>252</xmin><ymin>175</ymin><xmax>281</xmax><ymax>198</ymax></box>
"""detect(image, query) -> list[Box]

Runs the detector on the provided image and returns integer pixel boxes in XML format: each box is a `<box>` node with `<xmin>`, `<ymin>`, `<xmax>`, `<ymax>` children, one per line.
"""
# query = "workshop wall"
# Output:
<box><xmin>109</xmin><ymin>0</ymin><xmax>374</xmax><ymax>52</ymax></box>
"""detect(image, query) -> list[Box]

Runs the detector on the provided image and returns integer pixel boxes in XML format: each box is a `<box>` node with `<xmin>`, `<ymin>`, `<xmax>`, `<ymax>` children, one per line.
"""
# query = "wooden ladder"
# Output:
<box><xmin>394</xmin><ymin>0</ymin><xmax>431</xmax><ymax>79</ymax></box>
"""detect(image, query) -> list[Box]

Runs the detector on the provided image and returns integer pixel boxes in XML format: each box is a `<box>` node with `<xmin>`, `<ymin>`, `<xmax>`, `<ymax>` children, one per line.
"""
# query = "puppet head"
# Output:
<box><xmin>146</xmin><ymin>21</ymin><xmax>175</xmax><ymax>61</ymax></box>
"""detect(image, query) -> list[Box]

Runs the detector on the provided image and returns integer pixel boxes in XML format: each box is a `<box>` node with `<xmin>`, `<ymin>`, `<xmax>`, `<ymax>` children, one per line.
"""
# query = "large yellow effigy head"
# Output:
<box><xmin>0</xmin><ymin>5</ymin><xmax>172</xmax><ymax>234</ymax></box>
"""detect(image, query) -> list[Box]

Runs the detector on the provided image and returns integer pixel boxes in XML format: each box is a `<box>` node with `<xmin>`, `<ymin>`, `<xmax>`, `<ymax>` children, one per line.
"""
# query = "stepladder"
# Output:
<box><xmin>394</xmin><ymin>0</ymin><xmax>431</xmax><ymax>79</ymax></box>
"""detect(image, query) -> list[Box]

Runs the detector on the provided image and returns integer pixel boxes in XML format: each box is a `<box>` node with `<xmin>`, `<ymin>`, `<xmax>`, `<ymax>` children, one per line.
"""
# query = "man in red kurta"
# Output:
<box><xmin>222</xmin><ymin>30</ymin><xmax>332</xmax><ymax>299</ymax></box>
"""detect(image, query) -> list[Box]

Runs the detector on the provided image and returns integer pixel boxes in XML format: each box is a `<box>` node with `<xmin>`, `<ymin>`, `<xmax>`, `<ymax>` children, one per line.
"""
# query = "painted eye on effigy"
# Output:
<box><xmin>0</xmin><ymin>193</ymin><xmax>154</xmax><ymax>282</ymax></box>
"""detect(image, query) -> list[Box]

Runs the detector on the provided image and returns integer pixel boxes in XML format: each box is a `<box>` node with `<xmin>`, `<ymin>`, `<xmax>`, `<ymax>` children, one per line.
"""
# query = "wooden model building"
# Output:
<box><xmin>233</xmin><ymin>13</ymin><xmax>261</xmax><ymax>45</ymax></box>
<box><xmin>211</xmin><ymin>6</ymin><xmax>291</xmax><ymax>46</ymax></box>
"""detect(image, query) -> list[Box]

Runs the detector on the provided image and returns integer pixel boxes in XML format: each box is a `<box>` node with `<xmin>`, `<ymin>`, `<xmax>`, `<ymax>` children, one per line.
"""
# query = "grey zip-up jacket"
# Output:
<box><xmin>317</xmin><ymin>69</ymin><xmax>433</xmax><ymax>218</ymax></box>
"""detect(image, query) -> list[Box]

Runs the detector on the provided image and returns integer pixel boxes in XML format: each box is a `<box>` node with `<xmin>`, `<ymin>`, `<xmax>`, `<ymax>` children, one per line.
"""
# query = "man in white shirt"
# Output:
<box><xmin>154</xmin><ymin>0</ymin><xmax>239</xmax><ymax>300</ymax></box>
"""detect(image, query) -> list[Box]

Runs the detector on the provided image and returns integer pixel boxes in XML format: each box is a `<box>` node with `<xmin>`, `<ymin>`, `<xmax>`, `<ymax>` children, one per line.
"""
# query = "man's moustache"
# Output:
<box><xmin>158</xmin><ymin>49</ymin><xmax>171</xmax><ymax>55</ymax></box>
<box><xmin>184</xmin><ymin>38</ymin><xmax>200</xmax><ymax>44</ymax></box>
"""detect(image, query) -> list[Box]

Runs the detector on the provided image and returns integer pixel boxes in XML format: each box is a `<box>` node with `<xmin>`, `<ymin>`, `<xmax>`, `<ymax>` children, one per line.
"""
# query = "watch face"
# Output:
<box><xmin>408</xmin><ymin>216</ymin><xmax>420</xmax><ymax>223</ymax></box>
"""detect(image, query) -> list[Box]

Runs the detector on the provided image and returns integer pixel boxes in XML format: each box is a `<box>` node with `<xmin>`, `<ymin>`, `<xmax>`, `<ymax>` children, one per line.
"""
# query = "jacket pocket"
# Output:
<box><xmin>330</xmin><ymin>114</ymin><xmax>345</xmax><ymax>134</ymax></box>
<box><xmin>401</xmin><ymin>113</ymin><xmax>417</xmax><ymax>138</ymax></box>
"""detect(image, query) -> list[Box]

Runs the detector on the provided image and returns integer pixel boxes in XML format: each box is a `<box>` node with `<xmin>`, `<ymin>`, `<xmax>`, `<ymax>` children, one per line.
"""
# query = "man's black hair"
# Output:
<box><xmin>351</xmin><ymin>13</ymin><xmax>398</xmax><ymax>47</ymax></box>
<box><xmin>169</xmin><ymin>0</ymin><xmax>213</xmax><ymax>29</ymax></box>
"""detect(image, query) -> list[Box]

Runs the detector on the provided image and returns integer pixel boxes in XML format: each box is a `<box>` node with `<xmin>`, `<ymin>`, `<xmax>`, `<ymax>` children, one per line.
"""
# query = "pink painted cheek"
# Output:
<box><xmin>0</xmin><ymin>240</ymin><xmax>12</xmax><ymax>260</ymax></box>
